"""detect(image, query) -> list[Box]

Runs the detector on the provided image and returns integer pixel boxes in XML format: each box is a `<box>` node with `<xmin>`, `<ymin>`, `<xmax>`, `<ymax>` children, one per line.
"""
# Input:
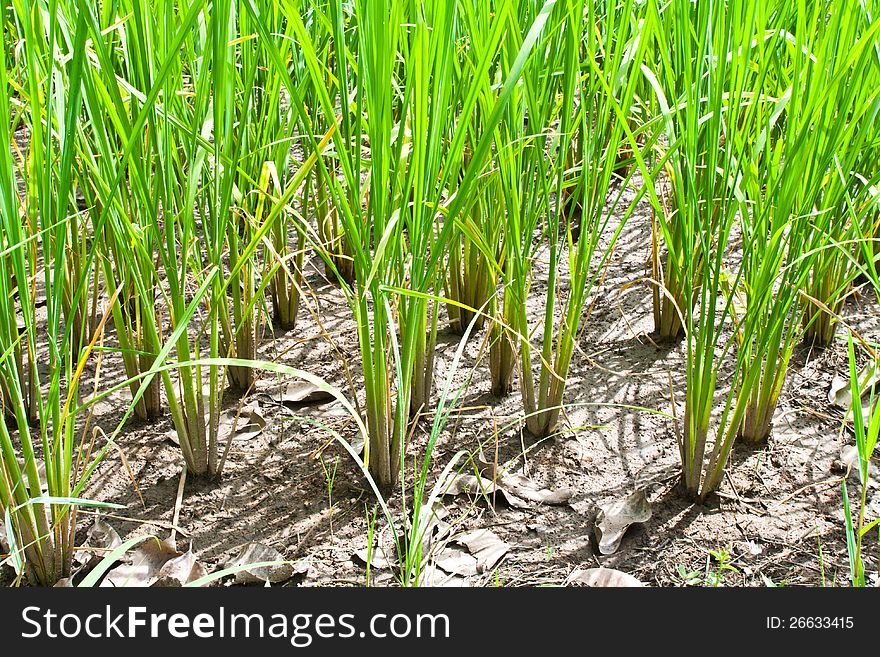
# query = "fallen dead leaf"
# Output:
<box><xmin>75</xmin><ymin>519</ymin><xmax>122</xmax><ymax>568</ymax></box>
<box><xmin>418</xmin><ymin>562</ymin><xmax>469</xmax><ymax>587</ymax></box>
<box><xmin>441</xmin><ymin>472</ymin><xmax>571</xmax><ymax>510</ymax></box>
<box><xmin>101</xmin><ymin>537</ymin><xmax>180</xmax><ymax>587</ymax></box>
<box><xmin>229</xmin><ymin>542</ymin><xmax>295</xmax><ymax>584</ymax></box>
<box><xmin>221</xmin><ymin>404</ymin><xmax>266</xmax><ymax>442</ymax></box>
<box><xmin>455</xmin><ymin>529</ymin><xmax>509</xmax><ymax>573</ymax></box>
<box><xmin>353</xmin><ymin>544</ymin><xmax>397</xmax><ymax>571</ymax></box>
<box><xmin>838</xmin><ymin>445</ymin><xmax>880</xmax><ymax>483</ymax></box>
<box><xmin>154</xmin><ymin>546</ymin><xmax>209</xmax><ymax>587</ymax></box>
<box><xmin>594</xmin><ymin>489</ymin><xmax>652</xmax><ymax>555</ymax></box>
<box><xmin>432</xmin><ymin>547</ymin><xmax>478</xmax><ymax>577</ymax></box>
<box><xmin>282</xmin><ymin>381</ymin><xmax>334</xmax><ymax>405</ymax></box>
<box><xmin>567</xmin><ymin>567</ymin><xmax>644</xmax><ymax>587</ymax></box>
<box><xmin>500</xmin><ymin>473</ymin><xmax>573</xmax><ymax>506</ymax></box>
<box><xmin>830</xmin><ymin>365</ymin><xmax>878</xmax><ymax>422</ymax></box>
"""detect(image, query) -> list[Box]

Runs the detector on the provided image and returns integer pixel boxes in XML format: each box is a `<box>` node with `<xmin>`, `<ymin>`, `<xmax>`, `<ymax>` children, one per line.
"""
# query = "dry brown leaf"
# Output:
<box><xmin>75</xmin><ymin>519</ymin><xmax>123</xmax><ymax>568</ymax></box>
<box><xmin>230</xmin><ymin>542</ymin><xmax>295</xmax><ymax>584</ymax></box>
<box><xmin>830</xmin><ymin>365</ymin><xmax>878</xmax><ymax>422</ymax></box>
<box><xmin>839</xmin><ymin>445</ymin><xmax>880</xmax><ymax>483</ymax></box>
<box><xmin>594</xmin><ymin>489</ymin><xmax>652</xmax><ymax>555</ymax></box>
<box><xmin>433</xmin><ymin>547</ymin><xmax>478</xmax><ymax>577</ymax></box>
<box><xmin>220</xmin><ymin>404</ymin><xmax>266</xmax><ymax>442</ymax></box>
<box><xmin>353</xmin><ymin>544</ymin><xmax>397</xmax><ymax>571</ymax></box>
<box><xmin>499</xmin><ymin>473</ymin><xmax>573</xmax><ymax>506</ymax></box>
<box><xmin>441</xmin><ymin>472</ymin><xmax>571</xmax><ymax>509</ymax></box>
<box><xmin>456</xmin><ymin>529</ymin><xmax>509</xmax><ymax>573</ymax></box>
<box><xmin>154</xmin><ymin>547</ymin><xmax>208</xmax><ymax>587</ymax></box>
<box><xmin>101</xmin><ymin>537</ymin><xmax>179</xmax><ymax>587</ymax></box>
<box><xmin>418</xmin><ymin>562</ymin><xmax>469</xmax><ymax>587</ymax></box>
<box><xmin>282</xmin><ymin>381</ymin><xmax>334</xmax><ymax>405</ymax></box>
<box><xmin>568</xmin><ymin>567</ymin><xmax>644</xmax><ymax>587</ymax></box>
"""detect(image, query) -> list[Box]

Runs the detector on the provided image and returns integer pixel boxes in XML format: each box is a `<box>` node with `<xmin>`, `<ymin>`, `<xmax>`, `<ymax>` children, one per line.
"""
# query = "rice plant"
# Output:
<box><xmin>262</xmin><ymin>0</ymin><xmax>559</xmax><ymax>489</ymax></box>
<box><xmin>729</xmin><ymin>0</ymin><xmax>880</xmax><ymax>443</ymax></box>
<box><xmin>797</xmin><ymin>1</ymin><xmax>880</xmax><ymax>347</ymax></box>
<box><xmin>0</xmin><ymin>0</ymin><xmax>111</xmax><ymax>585</ymax></box>
<box><xmin>492</xmin><ymin>0</ymin><xmax>655</xmax><ymax>437</ymax></box>
<box><xmin>443</xmin><ymin>122</ymin><xmax>501</xmax><ymax>338</ymax></box>
<box><xmin>73</xmin><ymin>0</ymin><xmax>320</xmax><ymax>477</ymax></box>
<box><xmin>842</xmin><ymin>333</ymin><xmax>880</xmax><ymax>587</ymax></box>
<box><xmin>643</xmin><ymin>0</ymin><xmax>765</xmax><ymax>498</ymax></box>
<box><xmin>647</xmin><ymin>0</ymin><xmax>880</xmax><ymax>497</ymax></box>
